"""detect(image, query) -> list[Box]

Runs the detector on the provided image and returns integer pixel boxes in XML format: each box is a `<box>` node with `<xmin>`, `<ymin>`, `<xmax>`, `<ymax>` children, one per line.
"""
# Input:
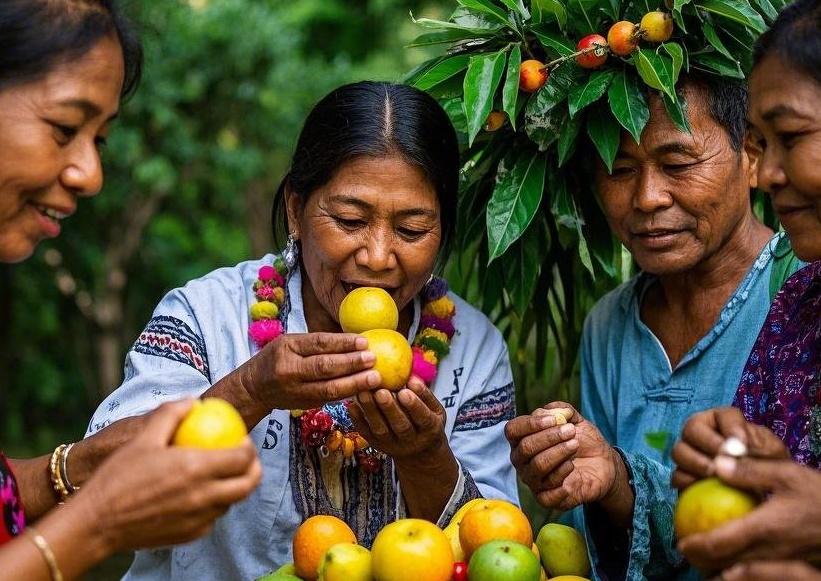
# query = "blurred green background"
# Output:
<box><xmin>0</xmin><ymin>0</ymin><xmax>619</xmax><ymax>577</ymax></box>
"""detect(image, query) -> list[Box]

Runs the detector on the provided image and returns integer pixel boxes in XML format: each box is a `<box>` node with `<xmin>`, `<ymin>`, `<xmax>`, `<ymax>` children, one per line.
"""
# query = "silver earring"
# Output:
<box><xmin>284</xmin><ymin>232</ymin><xmax>299</xmax><ymax>269</ymax></box>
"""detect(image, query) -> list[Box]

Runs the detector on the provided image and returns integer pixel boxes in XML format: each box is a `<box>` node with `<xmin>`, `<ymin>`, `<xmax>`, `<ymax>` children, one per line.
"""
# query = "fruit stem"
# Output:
<box><xmin>541</xmin><ymin>43</ymin><xmax>607</xmax><ymax>71</ymax></box>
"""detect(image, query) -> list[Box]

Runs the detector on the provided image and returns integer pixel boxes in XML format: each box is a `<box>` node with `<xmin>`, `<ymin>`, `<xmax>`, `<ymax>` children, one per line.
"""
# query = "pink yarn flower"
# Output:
<box><xmin>248</xmin><ymin>318</ymin><xmax>284</xmax><ymax>348</ymax></box>
<box><xmin>411</xmin><ymin>347</ymin><xmax>438</xmax><ymax>384</ymax></box>
<box><xmin>258</xmin><ymin>265</ymin><xmax>276</xmax><ymax>282</ymax></box>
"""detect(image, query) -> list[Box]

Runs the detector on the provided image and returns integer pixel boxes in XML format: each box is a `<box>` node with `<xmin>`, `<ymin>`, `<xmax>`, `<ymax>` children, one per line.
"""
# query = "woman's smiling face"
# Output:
<box><xmin>0</xmin><ymin>34</ymin><xmax>124</xmax><ymax>263</ymax></box>
<box><xmin>287</xmin><ymin>155</ymin><xmax>442</xmax><ymax>333</ymax></box>
<box><xmin>748</xmin><ymin>54</ymin><xmax>821</xmax><ymax>262</ymax></box>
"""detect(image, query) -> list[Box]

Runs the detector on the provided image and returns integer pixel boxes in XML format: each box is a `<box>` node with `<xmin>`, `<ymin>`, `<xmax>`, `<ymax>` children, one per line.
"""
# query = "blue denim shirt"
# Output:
<box><xmin>578</xmin><ymin>233</ymin><xmax>796</xmax><ymax>580</ymax></box>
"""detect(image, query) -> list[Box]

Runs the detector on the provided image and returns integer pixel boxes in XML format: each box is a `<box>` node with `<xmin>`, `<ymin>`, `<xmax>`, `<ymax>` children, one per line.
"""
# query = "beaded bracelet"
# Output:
<box><xmin>25</xmin><ymin>526</ymin><xmax>64</xmax><ymax>581</ymax></box>
<box><xmin>48</xmin><ymin>444</ymin><xmax>69</xmax><ymax>504</ymax></box>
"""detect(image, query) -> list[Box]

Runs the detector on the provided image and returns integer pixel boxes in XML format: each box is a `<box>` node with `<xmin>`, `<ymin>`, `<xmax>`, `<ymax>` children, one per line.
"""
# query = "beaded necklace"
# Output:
<box><xmin>248</xmin><ymin>257</ymin><xmax>456</xmax><ymax>472</ymax></box>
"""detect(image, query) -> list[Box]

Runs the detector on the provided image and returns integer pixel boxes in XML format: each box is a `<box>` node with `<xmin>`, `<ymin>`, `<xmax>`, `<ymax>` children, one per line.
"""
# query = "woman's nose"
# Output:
<box><xmin>61</xmin><ymin>140</ymin><xmax>104</xmax><ymax>197</ymax></box>
<box><xmin>356</xmin><ymin>227</ymin><xmax>397</xmax><ymax>271</ymax></box>
<box><xmin>757</xmin><ymin>145</ymin><xmax>788</xmax><ymax>194</ymax></box>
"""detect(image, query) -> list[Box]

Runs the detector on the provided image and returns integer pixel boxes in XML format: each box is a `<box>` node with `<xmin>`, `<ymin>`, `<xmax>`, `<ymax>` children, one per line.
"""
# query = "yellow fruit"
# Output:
<box><xmin>361</xmin><ymin>329</ymin><xmax>413</xmax><ymax>391</ymax></box>
<box><xmin>549</xmin><ymin>577</ymin><xmax>591</xmax><ymax>581</ymax></box>
<box><xmin>172</xmin><ymin>397</ymin><xmax>247</xmax><ymax>449</ymax></box>
<box><xmin>519</xmin><ymin>59</ymin><xmax>548</xmax><ymax>92</ymax></box>
<box><xmin>317</xmin><ymin>542</ymin><xmax>371</xmax><ymax>581</ymax></box>
<box><xmin>639</xmin><ymin>10</ymin><xmax>674</xmax><ymax>42</ymax></box>
<box><xmin>535</xmin><ymin>522</ymin><xmax>590</xmax><ymax>578</ymax></box>
<box><xmin>293</xmin><ymin>515</ymin><xmax>357</xmax><ymax>581</ymax></box>
<box><xmin>674</xmin><ymin>477</ymin><xmax>758</xmax><ymax>539</ymax></box>
<box><xmin>458</xmin><ymin>499</ymin><xmax>533</xmax><ymax>559</ymax></box>
<box><xmin>371</xmin><ymin>518</ymin><xmax>453</xmax><ymax>581</ymax></box>
<box><xmin>339</xmin><ymin>287</ymin><xmax>399</xmax><ymax>333</ymax></box>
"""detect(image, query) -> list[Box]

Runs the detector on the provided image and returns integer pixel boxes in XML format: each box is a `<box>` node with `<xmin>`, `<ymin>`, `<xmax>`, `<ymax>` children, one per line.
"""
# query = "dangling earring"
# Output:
<box><xmin>284</xmin><ymin>231</ymin><xmax>299</xmax><ymax>269</ymax></box>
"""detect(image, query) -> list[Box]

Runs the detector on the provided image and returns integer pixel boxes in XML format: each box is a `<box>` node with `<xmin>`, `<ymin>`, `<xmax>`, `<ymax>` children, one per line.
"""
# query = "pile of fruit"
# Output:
<box><xmin>255</xmin><ymin>499</ymin><xmax>592</xmax><ymax>581</ymax></box>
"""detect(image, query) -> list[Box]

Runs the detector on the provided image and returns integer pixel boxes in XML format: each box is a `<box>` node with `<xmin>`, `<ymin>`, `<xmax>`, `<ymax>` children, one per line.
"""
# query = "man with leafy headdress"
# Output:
<box><xmin>405</xmin><ymin>0</ymin><xmax>799</xmax><ymax>578</ymax></box>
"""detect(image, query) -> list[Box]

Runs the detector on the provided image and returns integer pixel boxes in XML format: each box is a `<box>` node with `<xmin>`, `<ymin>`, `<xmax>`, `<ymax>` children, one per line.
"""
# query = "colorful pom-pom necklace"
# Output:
<box><xmin>248</xmin><ymin>259</ymin><xmax>456</xmax><ymax>472</ymax></box>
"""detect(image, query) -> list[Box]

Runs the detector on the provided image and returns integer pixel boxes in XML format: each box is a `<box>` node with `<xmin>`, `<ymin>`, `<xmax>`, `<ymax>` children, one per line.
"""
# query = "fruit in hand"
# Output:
<box><xmin>575</xmin><ymin>34</ymin><xmax>608</xmax><ymax>69</ymax></box>
<box><xmin>458</xmin><ymin>499</ymin><xmax>533</xmax><ymax>559</ymax></box>
<box><xmin>292</xmin><ymin>515</ymin><xmax>357</xmax><ymax>581</ymax></box>
<box><xmin>674</xmin><ymin>477</ymin><xmax>758</xmax><ymax>539</ymax></box>
<box><xmin>172</xmin><ymin>397</ymin><xmax>247</xmax><ymax>449</ymax></box>
<box><xmin>253</xmin><ymin>573</ymin><xmax>302</xmax><ymax>581</ymax></box>
<box><xmin>639</xmin><ymin>10</ymin><xmax>674</xmax><ymax>42</ymax></box>
<box><xmin>361</xmin><ymin>328</ymin><xmax>413</xmax><ymax>391</ymax></box>
<box><xmin>519</xmin><ymin>60</ymin><xmax>548</xmax><ymax>92</ymax></box>
<box><xmin>339</xmin><ymin>287</ymin><xmax>399</xmax><ymax>333</ymax></box>
<box><xmin>607</xmin><ymin>21</ymin><xmax>639</xmax><ymax>56</ymax></box>
<box><xmin>370</xmin><ymin>518</ymin><xmax>454</xmax><ymax>581</ymax></box>
<box><xmin>317</xmin><ymin>542</ymin><xmax>372</xmax><ymax>581</ymax></box>
<box><xmin>534</xmin><ymin>523</ymin><xmax>591</xmax><ymax>578</ymax></box>
<box><xmin>467</xmin><ymin>539</ymin><xmax>542</xmax><ymax>581</ymax></box>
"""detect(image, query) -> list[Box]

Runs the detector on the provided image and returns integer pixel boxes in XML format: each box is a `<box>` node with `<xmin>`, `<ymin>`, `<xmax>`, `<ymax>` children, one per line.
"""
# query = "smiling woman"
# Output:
<box><xmin>86</xmin><ymin>80</ymin><xmax>520</xmax><ymax>581</ymax></box>
<box><xmin>0</xmin><ymin>2</ymin><xmax>262</xmax><ymax>580</ymax></box>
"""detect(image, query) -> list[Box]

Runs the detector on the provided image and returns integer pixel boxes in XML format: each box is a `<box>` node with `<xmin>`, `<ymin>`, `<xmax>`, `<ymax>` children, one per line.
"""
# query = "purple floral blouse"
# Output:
<box><xmin>734</xmin><ymin>260</ymin><xmax>821</xmax><ymax>466</ymax></box>
<box><xmin>0</xmin><ymin>451</ymin><xmax>25</xmax><ymax>545</ymax></box>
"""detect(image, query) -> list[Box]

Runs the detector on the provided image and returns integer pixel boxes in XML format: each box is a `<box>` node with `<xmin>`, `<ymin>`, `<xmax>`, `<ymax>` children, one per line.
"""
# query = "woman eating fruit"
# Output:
<box><xmin>87</xmin><ymin>80</ymin><xmax>519</xmax><ymax>580</ymax></box>
<box><xmin>672</xmin><ymin>0</ymin><xmax>821</xmax><ymax>577</ymax></box>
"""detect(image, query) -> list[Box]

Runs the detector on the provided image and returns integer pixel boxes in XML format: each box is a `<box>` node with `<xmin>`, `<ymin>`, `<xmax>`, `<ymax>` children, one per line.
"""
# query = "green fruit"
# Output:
<box><xmin>535</xmin><ymin>523</ymin><xmax>591</xmax><ymax>578</ymax></box>
<box><xmin>467</xmin><ymin>540</ymin><xmax>541</xmax><ymax>581</ymax></box>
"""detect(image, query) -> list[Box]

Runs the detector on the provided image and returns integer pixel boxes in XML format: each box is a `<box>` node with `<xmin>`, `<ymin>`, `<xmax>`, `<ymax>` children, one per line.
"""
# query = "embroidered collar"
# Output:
<box><xmin>248</xmin><ymin>257</ymin><xmax>456</xmax><ymax>471</ymax></box>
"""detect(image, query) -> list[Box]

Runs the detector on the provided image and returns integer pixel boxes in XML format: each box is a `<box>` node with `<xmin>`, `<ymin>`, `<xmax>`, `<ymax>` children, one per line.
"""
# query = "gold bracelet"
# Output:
<box><xmin>24</xmin><ymin>526</ymin><xmax>64</xmax><ymax>581</ymax></box>
<box><xmin>48</xmin><ymin>444</ymin><xmax>70</xmax><ymax>504</ymax></box>
<box><xmin>59</xmin><ymin>442</ymin><xmax>81</xmax><ymax>494</ymax></box>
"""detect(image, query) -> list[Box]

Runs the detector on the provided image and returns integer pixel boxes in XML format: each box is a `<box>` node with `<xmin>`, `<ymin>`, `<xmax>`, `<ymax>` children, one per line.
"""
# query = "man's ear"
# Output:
<box><xmin>743</xmin><ymin>131</ymin><xmax>762</xmax><ymax>189</ymax></box>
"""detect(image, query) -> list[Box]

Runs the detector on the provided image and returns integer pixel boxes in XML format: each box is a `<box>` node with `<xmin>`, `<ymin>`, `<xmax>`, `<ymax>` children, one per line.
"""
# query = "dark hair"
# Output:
<box><xmin>0</xmin><ymin>0</ymin><xmax>142</xmax><ymax>100</ymax></box>
<box><xmin>272</xmin><ymin>81</ymin><xmax>460</xmax><ymax>262</ymax></box>
<box><xmin>753</xmin><ymin>0</ymin><xmax>821</xmax><ymax>86</ymax></box>
<box><xmin>683</xmin><ymin>74</ymin><xmax>749</xmax><ymax>153</ymax></box>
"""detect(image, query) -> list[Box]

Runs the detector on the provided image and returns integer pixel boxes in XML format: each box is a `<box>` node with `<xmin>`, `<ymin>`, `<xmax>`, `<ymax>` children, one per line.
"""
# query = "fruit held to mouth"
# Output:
<box><xmin>519</xmin><ymin>59</ymin><xmax>549</xmax><ymax>93</ymax></box>
<box><xmin>674</xmin><ymin>477</ymin><xmax>758</xmax><ymax>539</ymax></box>
<box><xmin>575</xmin><ymin>34</ymin><xmax>609</xmax><ymax>69</ymax></box>
<box><xmin>361</xmin><ymin>328</ymin><xmax>413</xmax><ymax>391</ymax></box>
<box><xmin>338</xmin><ymin>287</ymin><xmax>399</xmax><ymax>333</ymax></box>
<box><xmin>639</xmin><ymin>10</ymin><xmax>674</xmax><ymax>42</ymax></box>
<box><xmin>607</xmin><ymin>21</ymin><xmax>639</xmax><ymax>56</ymax></box>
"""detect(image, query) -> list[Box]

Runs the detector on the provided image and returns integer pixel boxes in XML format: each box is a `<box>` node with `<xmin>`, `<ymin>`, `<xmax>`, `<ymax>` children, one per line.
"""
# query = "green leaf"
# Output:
<box><xmin>695</xmin><ymin>0</ymin><xmax>767</xmax><ymax>34</ymax></box>
<box><xmin>410</xmin><ymin>13</ymin><xmax>503</xmax><ymax>34</ymax></box>
<box><xmin>568</xmin><ymin>69</ymin><xmax>616</xmax><ymax>118</ymax></box>
<box><xmin>502</xmin><ymin>45</ymin><xmax>522</xmax><ymax>131</ymax></box>
<box><xmin>660</xmin><ymin>42</ymin><xmax>684</xmax><ymax>82</ymax></box>
<box><xmin>748</xmin><ymin>0</ymin><xmax>778</xmax><ymax>23</ymax></box>
<box><xmin>607</xmin><ymin>71</ymin><xmax>649</xmax><ymax>144</ymax></box>
<box><xmin>662</xmin><ymin>91</ymin><xmax>691</xmax><ymax>133</ymax></box>
<box><xmin>548</xmin><ymin>169</ymin><xmax>594</xmax><ymax>276</ymax></box>
<box><xmin>532</xmin><ymin>29</ymin><xmax>576</xmax><ymax>57</ymax></box>
<box><xmin>502</xmin><ymin>226</ymin><xmax>543</xmax><ymax>315</ymax></box>
<box><xmin>406</xmin><ymin>29</ymin><xmax>496</xmax><ymax>49</ymax></box>
<box><xmin>699</xmin><ymin>20</ymin><xmax>735</xmax><ymax>61</ymax></box>
<box><xmin>457</xmin><ymin>0</ymin><xmax>515</xmax><ymax>27</ymax></box>
<box><xmin>557</xmin><ymin>113</ymin><xmax>584</xmax><ymax>166</ymax></box>
<box><xmin>497</xmin><ymin>0</ymin><xmax>530</xmax><ymax>20</ymax></box>
<box><xmin>644</xmin><ymin>431</ymin><xmax>671</xmax><ymax>452</ymax></box>
<box><xmin>634</xmin><ymin>49</ymin><xmax>676</xmax><ymax>100</ymax></box>
<box><xmin>531</xmin><ymin>0</ymin><xmax>567</xmax><ymax>29</ymax></box>
<box><xmin>410</xmin><ymin>54</ymin><xmax>471</xmax><ymax>92</ymax></box>
<box><xmin>464</xmin><ymin>50</ymin><xmax>507</xmax><ymax>146</ymax></box>
<box><xmin>487</xmin><ymin>150</ymin><xmax>547</xmax><ymax>262</ymax></box>
<box><xmin>586</xmin><ymin>100</ymin><xmax>620</xmax><ymax>173</ymax></box>
<box><xmin>690</xmin><ymin>51</ymin><xmax>744</xmax><ymax>78</ymax></box>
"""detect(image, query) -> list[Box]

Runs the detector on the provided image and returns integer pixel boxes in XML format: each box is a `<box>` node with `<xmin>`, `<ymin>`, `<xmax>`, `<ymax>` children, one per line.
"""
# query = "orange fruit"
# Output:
<box><xmin>339</xmin><ymin>287</ymin><xmax>399</xmax><ymax>333</ymax></box>
<box><xmin>607</xmin><ymin>21</ymin><xmax>639</xmax><ymax>56</ymax></box>
<box><xmin>172</xmin><ymin>397</ymin><xmax>247</xmax><ymax>449</ymax></box>
<box><xmin>519</xmin><ymin>59</ymin><xmax>548</xmax><ymax>92</ymax></box>
<box><xmin>293</xmin><ymin>515</ymin><xmax>357</xmax><ymax>581</ymax></box>
<box><xmin>674</xmin><ymin>477</ymin><xmax>758</xmax><ymax>539</ymax></box>
<box><xmin>371</xmin><ymin>518</ymin><xmax>454</xmax><ymax>581</ymax></box>
<box><xmin>458</xmin><ymin>499</ymin><xmax>533</xmax><ymax>559</ymax></box>
<box><xmin>483</xmin><ymin>111</ymin><xmax>507</xmax><ymax>131</ymax></box>
<box><xmin>361</xmin><ymin>328</ymin><xmax>413</xmax><ymax>391</ymax></box>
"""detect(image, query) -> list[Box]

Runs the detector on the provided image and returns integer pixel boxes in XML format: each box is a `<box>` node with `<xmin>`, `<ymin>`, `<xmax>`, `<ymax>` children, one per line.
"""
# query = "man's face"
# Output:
<box><xmin>595</xmin><ymin>86</ymin><xmax>758</xmax><ymax>275</ymax></box>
